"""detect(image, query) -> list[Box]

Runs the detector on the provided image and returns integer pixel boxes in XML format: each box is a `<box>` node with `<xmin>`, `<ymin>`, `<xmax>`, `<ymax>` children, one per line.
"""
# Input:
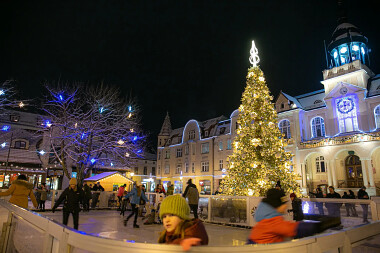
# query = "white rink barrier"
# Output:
<box><xmin>1</xmin><ymin>199</ymin><xmax>380</xmax><ymax>253</ymax></box>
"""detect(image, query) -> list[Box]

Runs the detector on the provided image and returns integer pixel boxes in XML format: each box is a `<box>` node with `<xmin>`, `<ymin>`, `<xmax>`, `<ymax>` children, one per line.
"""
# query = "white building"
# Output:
<box><xmin>157</xmin><ymin>20</ymin><xmax>380</xmax><ymax>196</ymax></box>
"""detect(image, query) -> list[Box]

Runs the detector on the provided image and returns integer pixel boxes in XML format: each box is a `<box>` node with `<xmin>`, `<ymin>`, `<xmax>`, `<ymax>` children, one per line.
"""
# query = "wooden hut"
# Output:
<box><xmin>84</xmin><ymin>172</ymin><xmax>134</xmax><ymax>191</ymax></box>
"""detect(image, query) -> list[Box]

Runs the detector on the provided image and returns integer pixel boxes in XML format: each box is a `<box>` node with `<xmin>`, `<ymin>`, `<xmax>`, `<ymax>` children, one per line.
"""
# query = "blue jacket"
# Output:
<box><xmin>124</xmin><ymin>187</ymin><xmax>148</xmax><ymax>205</ymax></box>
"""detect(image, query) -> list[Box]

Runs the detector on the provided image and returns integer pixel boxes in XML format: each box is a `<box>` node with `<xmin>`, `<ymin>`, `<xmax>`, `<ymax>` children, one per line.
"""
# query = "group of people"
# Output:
<box><xmin>309</xmin><ymin>185</ymin><xmax>370</xmax><ymax>223</ymax></box>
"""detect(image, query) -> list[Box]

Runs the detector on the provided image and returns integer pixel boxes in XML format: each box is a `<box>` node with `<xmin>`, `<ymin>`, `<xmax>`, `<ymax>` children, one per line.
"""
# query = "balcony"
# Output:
<box><xmin>299</xmin><ymin>131</ymin><xmax>380</xmax><ymax>149</ymax></box>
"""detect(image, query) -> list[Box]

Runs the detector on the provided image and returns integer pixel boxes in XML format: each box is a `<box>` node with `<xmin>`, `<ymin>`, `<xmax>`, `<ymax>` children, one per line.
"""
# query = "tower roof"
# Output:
<box><xmin>328</xmin><ymin>23</ymin><xmax>368</xmax><ymax>51</ymax></box>
<box><xmin>159</xmin><ymin>112</ymin><xmax>172</xmax><ymax>136</ymax></box>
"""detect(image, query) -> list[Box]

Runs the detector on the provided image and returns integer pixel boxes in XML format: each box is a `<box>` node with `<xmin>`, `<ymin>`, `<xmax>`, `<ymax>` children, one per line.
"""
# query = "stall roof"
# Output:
<box><xmin>84</xmin><ymin>171</ymin><xmax>133</xmax><ymax>182</ymax></box>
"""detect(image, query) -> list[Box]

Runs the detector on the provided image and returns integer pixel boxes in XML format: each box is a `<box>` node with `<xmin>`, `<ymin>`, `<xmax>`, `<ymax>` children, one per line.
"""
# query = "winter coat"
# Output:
<box><xmin>124</xmin><ymin>187</ymin><xmax>148</xmax><ymax>205</ymax></box>
<box><xmin>0</xmin><ymin>179</ymin><xmax>38</xmax><ymax>209</ymax></box>
<box><xmin>92</xmin><ymin>184</ymin><xmax>104</xmax><ymax>191</ymax></box>
<box><xmin>162</xmin><ymin>219</ymin><xmax>209</xmax><ymax>245</ymax></box>
<box><xmin>184</xmin><ymin>186</ymin><xmax>199</xmax><ymax>205</ymax></box>
<box><xmin>117</xmin><ymin>186</ymin><xmax>125</xmax><ymax>197</ymax></box>
<box><xmin>357</xmin><ymin>189</ymin><xmax>369</xmax><ymax>199</ymax></box>
<box><xmin>166</xmin><ymin>185</ymin><xmax>174</xmax><ymax>196</ymax></box>
<box><xmin>53</xmin><ymin>187</ymin><xmax>84</xmax><ymax>212</ymax></box>
<box><xmin>326</xmin><ymin>191</ymin><xmax>342</xmax><ymax>209</ymax></box>
<box><xmin>249</xmin><ymin>202</ymin><xmax>299</xmax><ymax>244</ymax></box>
<box><xmin>83</xmin><ymin>184</ymin><xmax>92</xmax><ymax>199</ymax></box>
<box><xmin>38</xmin><ymin>188</ymin><xmax>48</xmax><ymax>201</ymax></box>
<box><xmin>290</xmin><ymin>198</ymin><xmax>304</xmax><ymax>221</ymax></box>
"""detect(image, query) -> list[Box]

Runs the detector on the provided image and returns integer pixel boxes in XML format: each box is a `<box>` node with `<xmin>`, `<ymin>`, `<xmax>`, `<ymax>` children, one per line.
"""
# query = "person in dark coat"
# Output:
<box><xmin>325</xmin><ymin>186</ymin><xmax>341</xmax><ymax>217</ymax></box>
<box><xmin>348</xmin><ymin>190</ymin><xmax>358</xmax><ymax>217</ymax></box>
<box><xmin>357</xmin><ymin>186</ymin><xmax>369</xmax><ymax>223</ymax></box>
<box><xmin>91</xmin><ymin>182</ymin><xmax>104</xmax><ymax>208</ymax></box>
<box><xmin>183</xmin><ymin>179</ymin><xmax>199</xmax><ymax>219</ymax></box>
<box><xmin>289</xmin><ymin>193</ymin><xmax>304</xmax><ymax>221</ymax></box>
<box><xmin>52</xmin><ymin>178</ymin><xmax>84</xmax><ymax>230</ymax></box>
<box><xmin>83</xmin><ymin>182</ymin><xmax>92</xmax><ymax>212</ymax></box>
<box><xmin>309</xmin><ymin>188</ymin><xmax>324</xmax><ymax>215</ymax></box>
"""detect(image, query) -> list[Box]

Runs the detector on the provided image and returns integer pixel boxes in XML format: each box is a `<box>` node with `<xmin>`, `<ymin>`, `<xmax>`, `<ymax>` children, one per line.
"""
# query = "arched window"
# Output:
<box><xmin>279</xmin><ymin>120</ymin><xmax>291</xmax><ymax>139</ymax></box>
<box><xmin>311</xmin><ymin>117</ymin><xmax>326</xmax><ymax>138</ymax></box>
<box><xmin>374</xmin><ymin>105</ymin><xmax>380</xmax><ymax>129</ymax></box>
<box><xmin>316</xmin><ymin>156</ymin><xmax>326</xmax><ymax>173</ymax></box>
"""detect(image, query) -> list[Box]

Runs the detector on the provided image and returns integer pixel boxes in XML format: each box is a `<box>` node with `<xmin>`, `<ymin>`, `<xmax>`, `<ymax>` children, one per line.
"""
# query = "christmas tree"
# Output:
<box><xmin>221</xmin><ymin>41</ymin><xmax>300</xmax><ymax>196</ymax></box>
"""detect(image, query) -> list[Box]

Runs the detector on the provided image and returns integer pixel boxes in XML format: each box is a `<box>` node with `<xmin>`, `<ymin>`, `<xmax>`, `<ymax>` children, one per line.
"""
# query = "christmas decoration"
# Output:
<box><xmin>221</xmin><ymin>41</ymin><xmax>300</xmax><ymax>196</ymax></box>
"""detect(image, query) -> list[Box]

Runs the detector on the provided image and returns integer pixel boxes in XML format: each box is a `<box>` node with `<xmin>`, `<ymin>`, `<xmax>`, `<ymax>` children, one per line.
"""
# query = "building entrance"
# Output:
<box><xmin>345</xmin><ymin>155</ymin><xmax>363</xmax><ymax>188</ymax></box>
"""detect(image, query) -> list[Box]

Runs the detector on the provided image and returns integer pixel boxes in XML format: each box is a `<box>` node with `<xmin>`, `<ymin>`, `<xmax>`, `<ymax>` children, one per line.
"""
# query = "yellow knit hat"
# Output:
<box><xmin>159</xmin><ymin>195</ymin><xmax>190</xmax><ymax>220</ymax></box>
<box><xmin>69</xmin><ymin>178</ymin><xmax>77</xmax><ymax>185</ymax></box>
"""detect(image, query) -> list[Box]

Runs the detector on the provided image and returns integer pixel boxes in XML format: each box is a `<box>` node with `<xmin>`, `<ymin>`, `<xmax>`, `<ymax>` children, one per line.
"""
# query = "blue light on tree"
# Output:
<box><xmin>0</xmin><ymin>90</ymin><xmax>4</xmax><ymax>96</ymax></box>
<box><xmin>99</xmin><ymin>107</ymin><xmax>105</xmax><ymax>113</ymax></box>
<box><xmin>133</xmin><ymin>136</ymin><xmax>138</xmax><ymax>141</ymax></box>
<box><xmin>39</xmin><ymin>150</ymin><xmax>46</xmax><ymax>155</ymax></box>
<box><xmin>110</xmin><ymin>162</ymin><xmax>114</xmax><ymax>166</ymax></box>
<box><xmin>59</xmin><ymin>94</ymin><xmax>64</xmax><ymax>101</ymax></box>
<box><xmin>128</xmin><ymin>105</ymin><xmax>133</xmax><ymax>112</ymax></box>
<box><xmin>1</xmin><ymin>142</ymin><xmax>6</xmax><ymax>148</ymax></box>
<box><xmin>44</xmin><ymin>120</ymin><xmax>52</xmax><ymax>128</ymax></box>
<box><xmin>137</xmin><ymin>149</ymin><xmax>142</xmax><ymax>153</ymax></box>
<box><xmin>1</xmin><ymin>125</ymin><xmax>10</xmax><ymax>131</ymax></box>
<box><xmin>90</xmin><ymin>158</ymin><xmax>96</xmax><ymax>164</ymax></box>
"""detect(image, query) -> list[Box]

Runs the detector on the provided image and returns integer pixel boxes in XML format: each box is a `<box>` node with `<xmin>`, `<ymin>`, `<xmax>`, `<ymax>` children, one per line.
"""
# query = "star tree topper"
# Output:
<box><xmin>249</xmin><ymin>40</ymin><xmax>260</xmax><ymax>67</ymax></box>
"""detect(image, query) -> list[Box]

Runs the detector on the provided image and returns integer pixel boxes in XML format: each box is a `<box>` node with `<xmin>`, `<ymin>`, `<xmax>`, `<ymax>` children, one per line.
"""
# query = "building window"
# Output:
<box><xmin>201</xmin><ymin>161</ymin><xmax>209</xmax><ymax>172</ymax></box>
<box><xmin>219</xmin><ymin>127</ymin><xmax>226</xmax><ymax>134</ymax></box>
<box><xmin>189</xmin><ymin>130</ymin><xmax>195</xmax><ymax>140</ymax></box>
<box><xmin>165</xmin><ymin>150</ymin><xmax>170</xmax><ymax>159</ymax></box>
<box><xmin>165</xmin><ymin>164</ymin><xmax>170</xmax><ymax>174</ymax></box>
<box><xmin>185</xmin><ymin>145</ymin><xmax>189</xmax><ymax>155</ymax></box>
<box><xmin>10</xmin><ymin>115</ymin><xmax>20</xmax><ymax>122</ymax></box>
<box><xmin>192</xmin><ymin>163</ymin><xmax>195</xmax><ymax>173</ymax></box>
<box><xmin>201</xmin><ymin>143</ymin><xmax>209</xmax><ymax>154</ymax></box>
<box><xmin>374</xmin><ymin>105</ymin><xmax>380</xmax><ymax>129</ymax></box>
<box><xmin>158</xmin><ymin>151</ymin><xmax>161</xmax><ymax>160</ymax></box>
<box><xmin>14</xmin><ymin>141</ymin><xmax>26</xmax><ymax>149</ymax></box>
<box><xmin>204</xmin><ymin>130</ymin><xmax>208</xmax><ymax>137</ymax></box>
<box><xmin>227</xmin><ymin>139</ymin><xmax>232</xmax><ymax>150</ymax></box>
<box><xmin>311</xmin><ymin>117</ymin><xmax>326</xmax><ymax>138</ymax></box>
<box><xmin>218</xmin><ymin>141</ymin><xmax>223</xmax><ymax>151</ymax></box>
<box><xmin>176</xmin><ymin>148</ymin><xmax>182</xmax><ymax>157</ymax></box>
<box><xmin>279</xmin><ymin>119</ymin><xmax>291</xmax><ymax>139</ymax></box>
<box><xmin>176</xmin><ymin>164</ymin><xmax>182</xmax><ymax>174</ymax></box>
<box><xmin>152</xmin><ymin>167</ymin><xmax>156</xmax><ymax>175</ymax></box>
<box><xmin>143</xmin><ymin>167</ymin><xmax>147</xmax><ymax>175</ymax></box>
<box><xmin>281</xmin><ymin>103</ymin><xmax>284</xmax><ymax>109</ymax></box>
<box><xmin>134</xmin><ymin>167</ymin><xmax>139</xmax><ymax>174</ymax></box>
<box><xmin>185</xmin><ymin>163</ymin><xmax>189</xmax><ymax>173</ymax></box>
<box><xmin>336</xmin><ymin>96</ymin><xmax>359</xmax><ymax>133</ymax></box>
<box><xmin>316</xmin><ymin>156</ymin><xmax>326</xmax><ymax>173</ymax></box>
<box><xmin>219</xmin><ymin>160</ymin><xmax>223</xmax><ymax>170</ymax></box>
<box><xmin>158</xmin><ymin>166</ymin><xmax>161</xmax><ymax>175</ymax></box>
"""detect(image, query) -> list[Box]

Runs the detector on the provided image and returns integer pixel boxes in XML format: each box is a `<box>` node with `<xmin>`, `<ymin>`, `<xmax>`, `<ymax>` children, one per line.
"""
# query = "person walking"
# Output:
<box><xmin>325</xmin><ymin>186</ymin><xmax>341</xmax><ymax>217</ymax></box>
<box><xmin>83</xmin><ymin>182</ymin><xmax>92</xmax><ymax>212</ymax></box>
<box><xmin>52</xmin><ymin>178</ymin><xmax>84</xmax><ymax>230</ymax></box>
<box><xmin>117</xmin><ymin>184</ymin><xmax>126</xmax><ymax>210</ymax></box>
<box><xmin>309</xmin><ymin>187</ymin><xmax>324</xmax><ymax>215</ymax></box>
<box><xmin>358</xmin><ymin>186</ymin><xmax>369</xmax><ymax>223</ymax></box>
<box><xmin>0</xmin><ymin>174</ymin><xmax>38</xmax><ymax>209</ymax></box>
<box><xmin>38</xmin><ymin>184</ymin><xmax>48</xmax><ymax>211</ymax></box>
<box><xmin>123</xmin><ymin>184</ymin><xmax>148</xmax><ymax>228</ymax></box>
<box><xmin>183</xmin><ymin>179</ymin><xmax>199</xmax><ymax>219</ymax></box>
<box><xmin>166</xmin><ymin>182</ymin><xmax>174</xmax><ymax>196</ymax></box>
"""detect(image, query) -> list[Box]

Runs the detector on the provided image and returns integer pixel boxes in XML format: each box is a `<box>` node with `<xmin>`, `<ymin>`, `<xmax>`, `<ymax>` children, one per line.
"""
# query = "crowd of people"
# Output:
<box><xmin>0</xmin><ymin>175</ymin><xmax>373</xmax><ymax>251</ymax></box>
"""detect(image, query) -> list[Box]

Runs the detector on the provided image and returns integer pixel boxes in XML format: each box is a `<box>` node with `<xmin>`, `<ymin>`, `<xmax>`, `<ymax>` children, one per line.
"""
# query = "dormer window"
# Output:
<box><xmin>14</xmin><ymin>141</ymin><xmax>26</xmax><ymax>149</ymax></box>
<box><xmin>314</xmin><ymin>100</ymin><xmax>322</xmax><ymax>104</ymax></box>
<box><xmin>204</xmin><ymin>130</ymin><xmax>208</xmax><ymax>137</ymax></box>
<box><xmin>10</xmin><ymin>115</ymin><xmax>20</xmax><ymax>122</ymax></box>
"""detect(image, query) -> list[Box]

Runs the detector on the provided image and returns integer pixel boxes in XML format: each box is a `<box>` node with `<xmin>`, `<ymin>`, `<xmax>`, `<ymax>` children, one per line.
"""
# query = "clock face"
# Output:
<box><xmin>340</xmin><ymin>87</ymin><xmax>348</xmax><ymax>95</ymax></box>
<box><xmin>337</xmin><ymin>97</ymin><xmax>354</xmax><ymax>114</ymax></box>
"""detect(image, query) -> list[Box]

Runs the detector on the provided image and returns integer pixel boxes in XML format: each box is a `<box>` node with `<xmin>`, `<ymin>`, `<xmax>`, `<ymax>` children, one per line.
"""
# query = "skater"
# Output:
<box><xmin>38</xmin><ymin>183</ymin><xmax>48</xmax><ymax>211</ymax></box>
<box><xmin>325</xmin><ymin>186</ymin><xmax>341</xmax><ymax>217</ymax></box>
<box><xmin>83</xmin><ymin>182</ymin><xmax>92</xmax><ymax>212</ymax></box>
<box><xmin>0</xmin><ymin>174</ymin><xmax>38</xmax><ymax>209</ymax></box>
<box><xmin>123</xmin><ymin>184</ymin><xmax>148</xmax><ymax>228</ymax></box>
<box><xmin>117</xmin><ymin>184</ymin><xmax>126</xmax><ymax>209</ymax></box>
<box><xmin>52</xmin><ymin>178</ymin><xmax>84</xmax><ymax>230</ymax></box>
<box><xmin>247</xmin><ymin>188</ymin><xmax>324</xmax><ymax>244</ymax></box>
<box><xmin>289</xmin><ymin>193</ymin><xmax>304</xmax><ymax>221</ymax></box>
<box><xmin>158</xmin><ymin>195</ymin><xmax>208</xmax><ymax>251</ymax></box>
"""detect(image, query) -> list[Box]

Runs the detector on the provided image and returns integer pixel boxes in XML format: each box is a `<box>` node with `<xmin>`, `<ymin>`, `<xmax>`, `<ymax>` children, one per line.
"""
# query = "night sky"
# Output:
<box><xmin>1</xmin><ymin>0</ymin><xmax>379</xmax><ymax>147</ymax></box>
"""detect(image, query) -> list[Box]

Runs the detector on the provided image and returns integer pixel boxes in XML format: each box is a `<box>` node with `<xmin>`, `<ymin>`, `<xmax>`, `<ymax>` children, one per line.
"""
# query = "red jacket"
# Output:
<box><xmin>163</xmin><ymin>219</ymin><xmax>209</xmax><ymax>245</ymax></box>
<box><xmin>249</xmin><ymin>202</ymin><xmax>299</xmax><ymax>244</ymax></box>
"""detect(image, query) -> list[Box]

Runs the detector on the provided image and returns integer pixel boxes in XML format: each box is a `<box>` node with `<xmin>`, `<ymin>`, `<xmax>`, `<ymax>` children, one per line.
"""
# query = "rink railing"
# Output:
<box><xmin>1</xmin><ymin>199</ymin><xmax>380</xmax><ymax>253</ymax></box>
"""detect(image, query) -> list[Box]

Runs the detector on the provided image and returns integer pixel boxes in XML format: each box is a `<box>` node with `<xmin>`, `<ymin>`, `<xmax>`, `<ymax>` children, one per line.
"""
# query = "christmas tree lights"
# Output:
<box><xmin>221</xmin><ymin>41</ymin><xmax>300</xmax><ymax>196</ymax></box>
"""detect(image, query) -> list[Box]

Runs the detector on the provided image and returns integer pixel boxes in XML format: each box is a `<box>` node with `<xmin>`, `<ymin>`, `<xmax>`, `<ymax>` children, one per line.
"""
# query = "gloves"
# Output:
<box><xmin>180</xmin><ymin>238</ymin><xmax>201</xmax><ymax>251</ymax></box>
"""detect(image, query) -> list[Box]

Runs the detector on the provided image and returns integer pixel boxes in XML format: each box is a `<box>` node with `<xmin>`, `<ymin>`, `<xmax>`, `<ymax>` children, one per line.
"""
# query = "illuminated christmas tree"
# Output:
<box><xmin>221</xmin><ymin>41</ymin><xmax>300</xmax><ymax>196</ymax></box>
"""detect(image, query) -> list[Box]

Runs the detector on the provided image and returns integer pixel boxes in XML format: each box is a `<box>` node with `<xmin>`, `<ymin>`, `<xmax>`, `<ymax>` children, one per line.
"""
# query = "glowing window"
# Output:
<box><xmin>336</xmin><ymin>96</ymin><xmax>359</xmax><ymax>133</ymax></box>
<box><xmin>311</xmin><ymin>117</ymin><xmax>325</xmax><ymax>138</ymax></box>
<box><xmin>279</xmin><ymin>119</ymin><xmax>291</xmax><ymax>139</ymax></box>
<box><xmin>374</xmin><ymin>105</ymin><xmax>380</xmax><ymax>129</ymax></box>
<box><xmin>316</xmin><ymin>156</ymin><xmax>326</xmax><ymax>173</ymax></box>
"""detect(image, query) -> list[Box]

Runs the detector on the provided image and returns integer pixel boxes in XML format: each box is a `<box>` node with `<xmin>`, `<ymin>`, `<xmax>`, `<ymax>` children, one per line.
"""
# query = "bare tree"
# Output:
<box><xmin>41</xmin><ymin>82</ymin><xmax>146</xmax><ymax>185</ymax></box>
